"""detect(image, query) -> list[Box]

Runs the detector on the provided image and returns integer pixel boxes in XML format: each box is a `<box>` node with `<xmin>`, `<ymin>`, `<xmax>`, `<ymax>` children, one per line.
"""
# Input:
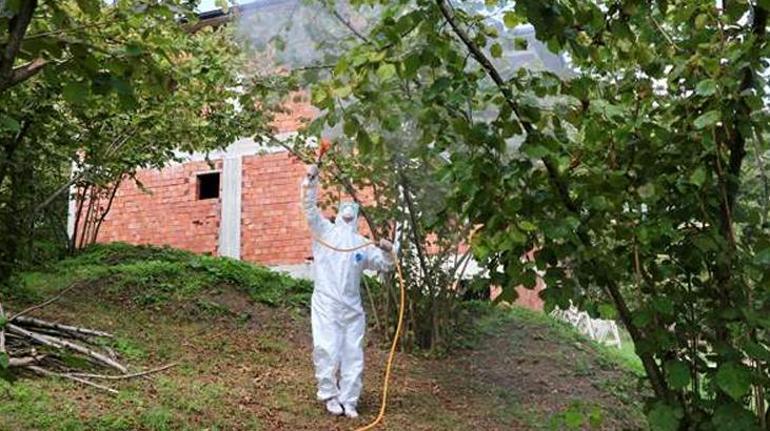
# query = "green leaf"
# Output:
<box><xmin>689</xmin><ymin>167</ymin><xmax>706</xmax><ymax>186</ymax></box>
<box><xmin>357</xmin><ymin>129</ymin><xmax>372</xmax><ymax>155</ymax></box>
<box><xmin>125</xmin><ymin>43</ymin><xmax>143</xmax><ymax>57</ymax></box>
<box><xmin>215</xmin><ymin>0</ymin><xmax>230</xmax><ymax>12</ymax></box>
<box><xmin>75</xmin><ymin>0</ymin><xmax>100</xmax><ymax>16</ymax></box>
<box><xmin>716</xmin><ymin>362</ymin><xmax>751</xmax><ymax>401</ymax></box>
<box><xmin>0</xmin><ymin>115</ymin><xmax>20</xmax><ymax>132</ymax></box>
<box><xmin>376</xmin><ymin>63</ymin><xmax>397</xmax><ymax>81</ymax></box>
<box><xmin>503</xmin><ymin>11</ymin><xmax>521</xmax><ymax>28</ymax></box>
<box><xmin>367</xmin><ymin>51</ymin><xmax>386</xmax><ymax>62</ymax></box>
<box><xmin>63</xmin><ymin>82</ymin><xmax>89</xmax><ymax>104</ymax></box>
<box><xmin>403</xmin><ymin>54</ymin><xmax>421</xmax><ymax>78</ymax></box>
<box><xmin>652</xmin><ymin>297</ymin><xmax>674</xmax><ymax>316</ymax></box>
<box><xmin>4</xmin><ymin>0</ymin><xmax>22</xmax><ymax>13</ymax></box>
<box><xmin>495</xmin><ymin>283</ymin><xmax>519</xmax><ymax>304</ymax></box>
<box><xmin>0</xmin><ymin>352</ymin><xmax>8</xmax><ymax>370</ymax></box>
<box><xmin>638</xmin><ymin>183</ymin><xmax>656</xmax><ymax>199</ymax></box>
<box><xmin>695</xmin><ymin>79</ymin><xmax>717</xmax><ymax>96</ymax></box>
<box><xmin>694</xmin><ymin>110</ymin><xmax>720</xmax><ymax>129</ymax></box>
<box><xmin>521</xmin><ymin>144</ymin><xmax>550</xmax><ymax>159</ymax></box>
<box><xmin>343</xmin><ymin>119</ymin><xmax>358</xmax><ymax>137</ymax></box>
<box><xmin>508</xmin><ymin>228</ymin><xmax>526</xmax><ymax>246</ymax></box>
<box><xmin>647</xmin><ymin>402</ymin><xmax>682</xmax><ymax>431</ymax></box>
<box><xmin>490</xmin><ymin>43</ymin><xmax>503</xmax><ymax>58</ymax></box>
<box><xmin>742</xmin><ymin>340</ymin><xmax>770</xmax><ymax>362</ymax></box>
<box><xmin>598</xmin><ymin>303</ymin><xmax>617</xmax><ymax>319</ymax></box>
<box><xmin>472</xmin><ymin>238</ymin><xmax>490</xmax><ymax>260</ymax></box>
<box><xmin>519</xmin><ymin>220</ymin><xmax>537</xmax><ymax>232</ymax></box>
<box><xmin>754</xmin><ymin>248</ymin><xmax>770</xmax><ymax>266</ymax></box>
<box><xmin>110</xmin><ymin>77</ymin><xmax>132</xmax><ymax>95</ymax></box>
<box><xmin>712</xmin><ymin>402</ymin><xmax>758</xmax><ymax>431</ymax></box>
<box><xmin>665</xmin><ymin>360</ymin><xmax>691</xmax><ymax>390</ymax></box>
<box><xmin>694</xmin><ymin>14</ymin><xmax>708</xmax><ymax>29</ymax></box>
<box><xmin>312</xmin><ymin>87</ymin><xmax>328</xmax><ymax>105</ymax></box>
<box><xmin>332</xmin><ymin>85</ymin><xmax>352</xmax><ymax>99</ymax></box>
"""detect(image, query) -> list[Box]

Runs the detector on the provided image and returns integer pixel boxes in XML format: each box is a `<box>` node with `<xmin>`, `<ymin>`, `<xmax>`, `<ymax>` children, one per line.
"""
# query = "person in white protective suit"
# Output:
<box><xmin>301</xmin><ymin>164</ymin><xmax>394</xmax><ymax>419</ymax></box>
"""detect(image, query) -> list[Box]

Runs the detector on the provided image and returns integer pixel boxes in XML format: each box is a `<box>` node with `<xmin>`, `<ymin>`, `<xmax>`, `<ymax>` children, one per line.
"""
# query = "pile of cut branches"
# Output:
<box><xmin>0</xmin><ymin>290</ymin><xmax>175</xmax><ymax>394</ymax></box>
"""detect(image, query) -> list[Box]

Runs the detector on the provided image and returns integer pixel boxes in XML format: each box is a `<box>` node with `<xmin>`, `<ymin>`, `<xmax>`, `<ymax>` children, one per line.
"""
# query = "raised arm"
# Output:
<box><xmin>302</xmin><ymin>164</ymin><xmax>333</xmax><ymax>237</ymax></box>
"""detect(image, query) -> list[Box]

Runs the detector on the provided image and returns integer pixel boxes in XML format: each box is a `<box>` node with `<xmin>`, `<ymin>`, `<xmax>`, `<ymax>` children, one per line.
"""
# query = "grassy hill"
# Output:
<box><xmin>0</xmin><ymin>243</ymin><xmax>647</xmax><ymax>430</ymax></box>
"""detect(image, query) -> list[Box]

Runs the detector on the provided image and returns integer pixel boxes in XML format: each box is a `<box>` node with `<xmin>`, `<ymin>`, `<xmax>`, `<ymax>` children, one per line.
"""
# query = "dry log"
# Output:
<box><xmin>68</xmin><ymin>363</ymin><xmax>178</xmax><ymax>380</ymax></box>
<box><xmin>8</xmin><ymin>355</ymin><xmax>45</xmax><ymax>367</ymax></box>
<box><xmin>2</xmin><ymin>294</ymin><xmax>170</xmax><ymax>395</ymax></box>
<box><xmin>12</xmin><ymin>316</ymin><xmax>114</xmax><ymax>338</ymax></box>
<box><xmin>6</xmin><ymin>323</ymin><xmax>127</xmax><ymax>373</ymax></box>
<box><xmin>28</xmin><ymin>366</ymin><xmax>118</xmax><ymax>394</ymax></box>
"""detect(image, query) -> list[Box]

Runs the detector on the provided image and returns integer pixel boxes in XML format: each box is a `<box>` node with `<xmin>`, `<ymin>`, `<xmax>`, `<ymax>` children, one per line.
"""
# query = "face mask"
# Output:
<box><xmin>341</xmin><ymin>206</ymin><xmax>355</xmax><ymax>221</ymax></box>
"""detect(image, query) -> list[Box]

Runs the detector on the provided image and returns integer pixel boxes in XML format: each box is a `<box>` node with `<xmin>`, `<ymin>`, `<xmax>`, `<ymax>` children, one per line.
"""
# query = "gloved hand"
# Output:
<box><xmin>378</xmin><ymin>238</ymin><xmax>394</xmax><ymax>253</ymax></box>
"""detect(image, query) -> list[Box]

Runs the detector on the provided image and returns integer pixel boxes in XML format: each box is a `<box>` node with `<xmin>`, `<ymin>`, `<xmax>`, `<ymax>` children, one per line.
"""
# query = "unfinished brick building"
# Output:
<box><xmin>67</xmin><ymin>1</ymin><xmax>567</xmax><ymax>310</ymax></box>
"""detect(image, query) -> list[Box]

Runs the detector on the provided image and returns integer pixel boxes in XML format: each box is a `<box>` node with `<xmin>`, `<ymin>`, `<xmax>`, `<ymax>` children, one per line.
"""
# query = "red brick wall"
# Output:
<box><xmin>96</xmin><ymin>160</ymin><xmax>222</xmax><ymax>255</ymax></box>
<box><xmin>241</xmin><ymin>152</ymin><xmax>311</xmax><ymax>264</ymax></box>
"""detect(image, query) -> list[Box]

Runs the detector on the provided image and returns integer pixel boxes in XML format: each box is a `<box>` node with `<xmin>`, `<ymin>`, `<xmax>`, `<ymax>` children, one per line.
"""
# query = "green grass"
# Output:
<box><xmin>504</xmin><ymin>305</ymin><xmax>645</xmax><ymax>375</ymax></box>
<box><xmin>444</xmin><ymin>304</ymin><xmax>647</xmax><ymax>430</ymax></box>
<box><xmin>7</xmin><ymin>242</ymin><xmax>313</xmax><ymax>309</ymax></box>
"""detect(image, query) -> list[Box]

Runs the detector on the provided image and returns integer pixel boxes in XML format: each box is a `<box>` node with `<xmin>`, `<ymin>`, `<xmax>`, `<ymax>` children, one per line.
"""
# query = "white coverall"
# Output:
<box><xmin>302</xmin><ymin>178</ymin><xmax>393</xmax><ymax>409</ymax></box>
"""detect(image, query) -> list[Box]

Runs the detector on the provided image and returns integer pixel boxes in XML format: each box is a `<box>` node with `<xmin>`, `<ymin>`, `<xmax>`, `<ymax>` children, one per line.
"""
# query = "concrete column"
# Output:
<box><xmin>218</xmin><ymin>155</ymin><xmax>242</xmax><ymax>259</ymax></box>
<box><xmin>66</xmin><ymin>162</ymin><xmax>78</xmax><ymax>242</ymax></box>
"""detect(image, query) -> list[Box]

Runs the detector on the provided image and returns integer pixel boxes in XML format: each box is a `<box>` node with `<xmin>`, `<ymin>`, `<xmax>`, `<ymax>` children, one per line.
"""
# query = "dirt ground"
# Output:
<box><xmin>0</xmin><ymin>286</ymin><xmax>646</xmax><ymax>431</ymax></box>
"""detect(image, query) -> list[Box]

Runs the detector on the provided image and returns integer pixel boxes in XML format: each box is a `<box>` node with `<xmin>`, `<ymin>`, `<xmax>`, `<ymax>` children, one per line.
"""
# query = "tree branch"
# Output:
<box><xmin>436</xmin><ymin>0</ymin><xmax>524</xmax><ymax>130</ymax></box>
<box><xmin>330</xmin><ymin>9</ymin><xmax>369</xmax><ymax>44</ymax></box>
<box><xmin>399</xmin><ymin>172</ymin><xmax>431</xmax><ymax>284</ymax></box>
<box><xmin>67</xmin><ymin>363</ymin><xmax>178</xmax><ymax>381</ymax></box>
<box><xmin>27</xmin><ymin>366</ymin><xmax>119</xmax><ymax>394</ymax></box>
<box><xmin>0</xmin><ymin>301</ymin><xmax>6</xmax><ymax>357</ymax></box>
<box><xmin>0</xmin><ymin>57</ymin><xmax>48</xmax><ymax>91</ymax></box>
<box><xmin>0</xmin><ymin>0</ymin><xmax>38</xmax><ymax>91</ymax></box>
<box><xmin>751</xmin><ymin>126</ymin><xmax>769</xmax><ymax>224</ymax></box>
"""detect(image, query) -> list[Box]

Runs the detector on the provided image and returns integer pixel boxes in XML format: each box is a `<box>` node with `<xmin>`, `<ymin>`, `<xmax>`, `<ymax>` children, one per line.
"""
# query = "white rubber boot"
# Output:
<box><xmin>325</xmin><ymin>398</ymin><xmax>344</xmax><ymax>416</ymax></box>
<box><xmin>343</xmin><ymin>404</ymin><xmax>359</xmax><ymax>419</ymax></box>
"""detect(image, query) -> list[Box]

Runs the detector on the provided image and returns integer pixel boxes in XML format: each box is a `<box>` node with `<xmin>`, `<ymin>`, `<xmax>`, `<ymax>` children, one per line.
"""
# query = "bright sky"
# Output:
<box><xmin>196</xmin><ymin>0</ymin><xmax>259</xmax><ymax>13</ymax></box>
<box><xmin>196</xmin><ymin>0</ymin><xmax>219</xmax><ymax>12</ymax></box>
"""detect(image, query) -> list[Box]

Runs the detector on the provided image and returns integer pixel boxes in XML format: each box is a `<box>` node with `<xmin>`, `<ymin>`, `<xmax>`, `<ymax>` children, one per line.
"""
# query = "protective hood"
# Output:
<box><xmin>335</xmin><ymin>201</ymin><xmax>359</xmax><ymax>233</ymax></box>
